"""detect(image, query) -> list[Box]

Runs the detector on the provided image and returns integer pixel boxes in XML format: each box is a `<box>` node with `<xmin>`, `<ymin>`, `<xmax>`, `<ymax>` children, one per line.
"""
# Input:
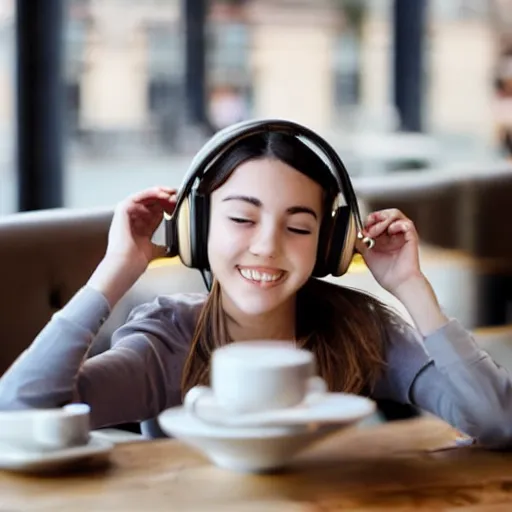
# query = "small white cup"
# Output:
<box><xmin>33</xmin><ymin>404</ymin><xmax>91</xmax><ymax>450</ymax></box>
<box><xmin>185</xmin><ymin>341</ymin><xmax>327</xmax><ymax>418</ymax></box>
<box><xmin>0</xmin><ymin>404</ymin><xmax>91</xmax><ymax>452</ymax></box>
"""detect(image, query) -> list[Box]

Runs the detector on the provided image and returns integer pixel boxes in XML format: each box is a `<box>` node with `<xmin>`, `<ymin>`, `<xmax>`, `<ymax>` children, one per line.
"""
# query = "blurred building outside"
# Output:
<box><xmin>0</xmin><ymin>0</ymin><xmax>512</xmax><ymax>215</ymax></box>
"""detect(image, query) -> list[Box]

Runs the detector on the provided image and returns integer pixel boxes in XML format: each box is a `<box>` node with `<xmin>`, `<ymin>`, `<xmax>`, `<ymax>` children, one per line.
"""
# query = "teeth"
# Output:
<box><xmin>239</xmin><ymin>268</ymin><xmax>283</xmax><ymax>282</ymax></box>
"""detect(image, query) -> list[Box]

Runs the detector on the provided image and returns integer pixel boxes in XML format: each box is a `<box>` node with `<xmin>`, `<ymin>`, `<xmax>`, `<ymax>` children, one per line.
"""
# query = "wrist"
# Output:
<box><xmin>392</xmin><ymin>274</ymin><xmax>449</xmax><ymax>337</ymax></box>
<box><xmin>390</xmin><ymin>272</ymin><xmax>428</xmax><ymax>302</ymax></box>
<box><xmin>87</xmin><ymin>256</ymin><xmax>144</xmax><ymax>309</ymax></box>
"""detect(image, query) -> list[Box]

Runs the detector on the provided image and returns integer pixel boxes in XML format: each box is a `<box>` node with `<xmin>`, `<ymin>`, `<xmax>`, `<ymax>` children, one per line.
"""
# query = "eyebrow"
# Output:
<box><xmin>222</xmin><ymin>195</ymin><xmax>318</xmax><ymax>220</ymax></box>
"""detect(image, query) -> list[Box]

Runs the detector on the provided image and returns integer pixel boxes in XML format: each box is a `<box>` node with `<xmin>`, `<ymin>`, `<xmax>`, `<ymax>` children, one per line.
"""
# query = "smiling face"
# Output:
<box><xmin>207</xmin><ymin>157</ymin><xmax>324</xmax><ymax>321</ymax></box>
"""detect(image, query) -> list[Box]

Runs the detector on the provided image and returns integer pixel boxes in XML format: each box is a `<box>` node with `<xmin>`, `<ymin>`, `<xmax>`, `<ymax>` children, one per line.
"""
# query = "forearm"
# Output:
<box><xmin>87</xmin><ymin>255</ymin><xmax>143</xmax><ymax>309</ymax></box>
<box><xmin>392</xmin><ymin>274</ymin><xmax>450</xmax><ymax>337</ymax></box>
<box><xmin>0</xmin><ymin>287</ymin><xmax>110</xmax><ymax>410</ymax></box>
<box><xmin>411</xmin><ymin>321</ymin><xmax>512</xmax><ymax>446</ymax></box>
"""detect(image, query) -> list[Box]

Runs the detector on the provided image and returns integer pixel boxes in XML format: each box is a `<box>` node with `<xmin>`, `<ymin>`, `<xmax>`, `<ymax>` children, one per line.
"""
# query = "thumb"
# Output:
<box><xmin>150</xmin><ymin>243</ymin><xmax>169</xmax><ymax>261</ymax></box>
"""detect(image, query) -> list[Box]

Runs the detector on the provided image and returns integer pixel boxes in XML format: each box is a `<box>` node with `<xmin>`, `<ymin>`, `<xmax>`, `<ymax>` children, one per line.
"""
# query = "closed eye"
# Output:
<box><xmin>288</xmin><ymin>227</ymin><xmax>312</xmax><ymax>235</ymax></box>
<box><xmin>229</xmin><ymin>217</ymin><xmax>311</xmax><ymax>234</ymax></box>
<box><xmin>229</xmin><ymin>217</ymin><xmax>254</xmax><ymax>225</ymax></box>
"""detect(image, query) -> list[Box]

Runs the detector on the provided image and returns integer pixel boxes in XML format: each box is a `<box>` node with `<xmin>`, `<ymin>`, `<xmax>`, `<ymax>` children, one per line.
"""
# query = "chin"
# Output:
<box><xmin>229</xmin><ymin>283</ymin><xmax>299</xmax><ymax>319</ymax></box>
<box><xmin>217</xmin><ymin>270</ymin><xmax>308</xmax><ymax>317</ymax></box>
<box><xmin>229</xmin><ymin>294</ymin><xmax>278</xmax><ymax>317</ymax></box>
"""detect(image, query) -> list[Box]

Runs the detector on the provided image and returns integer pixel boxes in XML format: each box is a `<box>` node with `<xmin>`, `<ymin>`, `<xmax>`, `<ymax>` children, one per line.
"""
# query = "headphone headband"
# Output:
<box><xmin>170</xmin><ymin>119</ymin><xmax>365</xmax><ymax>233</ymax></box>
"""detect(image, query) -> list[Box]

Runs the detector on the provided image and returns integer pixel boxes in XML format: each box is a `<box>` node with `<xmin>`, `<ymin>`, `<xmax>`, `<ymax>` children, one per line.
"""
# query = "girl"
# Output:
<box><xmin>1</xmin><ymin>124</ymin><xmax>511</xmax><ymax>447</ymax></box>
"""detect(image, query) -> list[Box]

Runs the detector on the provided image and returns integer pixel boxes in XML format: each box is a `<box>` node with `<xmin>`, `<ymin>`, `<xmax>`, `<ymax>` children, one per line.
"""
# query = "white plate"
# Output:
<box><xmin>189</xmin><ymin>392</ymin><xmax>376</xmax><ymax>428</ymax></box>
<box><xmin>158</xmin><ymin>405</ymin><xmax>368</xmax><ymax>473</ymax></box>
<box><xmin>0</xmin><ymin>436</ymin><xmax>114</xmax><ymax>473</ymax></box>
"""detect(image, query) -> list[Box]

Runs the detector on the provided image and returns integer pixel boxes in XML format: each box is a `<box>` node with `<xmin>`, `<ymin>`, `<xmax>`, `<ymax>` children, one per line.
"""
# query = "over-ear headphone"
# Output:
<box><xmin>164</xmin><ymin>119</ymin><xmax>374</xmax><ymax>279</ymax></box>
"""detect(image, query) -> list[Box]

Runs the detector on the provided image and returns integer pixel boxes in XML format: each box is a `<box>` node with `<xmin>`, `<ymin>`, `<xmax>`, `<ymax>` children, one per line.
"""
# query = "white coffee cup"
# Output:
<box><xmin>185</xmin><ymin>341</ymin><xmax>327</xmax><ymax>417</ymax></box>
<box><xmin>0</xmin><ymin>403</ymin><xmax>91</xmax><ymax>452</ymax></box>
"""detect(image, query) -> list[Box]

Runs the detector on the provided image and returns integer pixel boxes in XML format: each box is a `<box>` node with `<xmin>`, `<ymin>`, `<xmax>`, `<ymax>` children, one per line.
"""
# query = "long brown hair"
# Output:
<box><xmin>182</xmin><ymin>277</ymin><xmax>393</xmax><ymax>396</ymax></box>
<box><xmin>181</xmin><ymin>131</ymin><xmax>393</xmax><ymax>396</ymax></box>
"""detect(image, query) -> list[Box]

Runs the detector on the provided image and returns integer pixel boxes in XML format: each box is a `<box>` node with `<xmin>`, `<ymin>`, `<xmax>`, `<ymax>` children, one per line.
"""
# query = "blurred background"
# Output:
<box><xmin>0</xmin><ymin>0</ymin><xmax>511</xmax><ymax>214</ymax></box>
<box><xmin>1</xmin><ymin>0</ymin><xmax>512</xmax><ymax>330</ymax></box>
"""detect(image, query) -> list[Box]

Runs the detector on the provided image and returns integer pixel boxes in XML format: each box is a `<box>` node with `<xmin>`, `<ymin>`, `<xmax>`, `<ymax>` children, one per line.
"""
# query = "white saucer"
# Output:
<box><xmin>188</xmin><ymin>391</ymin><xmax>376</xmax><ymax>428</ymax></box>
<box><xmin>0</xmin><ymin>436</ymin><xmax>114</xmax><ymax>473</ymax></box>
<box><xmin>158</xmin><ymin>401</ymin><xmax>371</xmax><ymax>473</ymax></box>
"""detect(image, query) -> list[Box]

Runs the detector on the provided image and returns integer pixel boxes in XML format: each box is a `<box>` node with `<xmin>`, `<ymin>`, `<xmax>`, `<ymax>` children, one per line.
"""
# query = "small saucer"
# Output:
<box><xmin>188</xmin><ymin>391</ymin><xmax>376</xmax><ymax>428</ymax></box>
<box><xmin>0</xmin><ymin>436</ymin><xmax>114</xmax><ymax>473</ymax></box>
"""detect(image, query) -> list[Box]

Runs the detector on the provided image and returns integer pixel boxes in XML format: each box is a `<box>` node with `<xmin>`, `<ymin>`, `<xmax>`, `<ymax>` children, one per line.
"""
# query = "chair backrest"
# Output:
<box><xmin>0</xmin><ymin>207</ymin><xmax>206</xmax><ymax>376</ymax></box>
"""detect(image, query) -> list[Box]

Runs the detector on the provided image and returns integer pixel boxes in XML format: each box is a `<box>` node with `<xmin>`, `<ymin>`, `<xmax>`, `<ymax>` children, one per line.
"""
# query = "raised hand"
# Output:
<box><xmin>88</xmin><ymin>186</ymin><xmax>177</xmax><ymax>307</ymax></box>
<box><xmin>105</xmin><ymin>187</ymin><xmax>178</xmax><ymax>272</ymax></box>
<box><xmin>357</xmin><ymin>209</ymin><xmax>422</xmax><ymax>295</ymax></box>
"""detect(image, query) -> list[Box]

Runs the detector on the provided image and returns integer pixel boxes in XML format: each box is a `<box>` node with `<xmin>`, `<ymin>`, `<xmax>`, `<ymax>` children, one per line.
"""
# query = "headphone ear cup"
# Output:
<box><xmin>331</xmin><ymin>209</ymin><xmax>357</xmax><ymax>277</ymax></box>
<box><xmin>188</xmin><ymin>191</ymin><xmax>210</xmax><ymax>270</ymax></box>
<box><xmin>164</xmin><ymin>211</ymin><xmax>179</xmax><ymax>258</ymax></box>
<box><xmin>312</xmin><ymin>210</ymin><xmax>335</xmax><ymax>277</ymax></box>
<box><xmin>174</xmin><ymin>196</ymin><xmax>193</xmax><ymax>267</ymax></box>
<box><xmin>167</xmin><ymin>190</ymin><xmax>210</xmax><ymax>269</ymax></box>
<box><xmin>313</xmin><ymin>206</ymin><xmax>356</xmax><ymax>278</ymax></box>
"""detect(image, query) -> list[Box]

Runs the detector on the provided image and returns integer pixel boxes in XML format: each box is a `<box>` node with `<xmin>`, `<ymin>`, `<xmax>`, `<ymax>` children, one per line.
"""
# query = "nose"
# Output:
<box><xmin>249</xmin><ymin>222</ymin><xmax>281</xmax><ymax>259</ymax></box>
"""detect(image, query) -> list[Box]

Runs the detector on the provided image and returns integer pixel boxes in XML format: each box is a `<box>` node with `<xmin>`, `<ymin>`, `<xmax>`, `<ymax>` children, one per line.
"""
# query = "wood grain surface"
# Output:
<box><xmin>1</xmin><ymin>417</ymin><xmax>511</xmax><ymax>511</ymax></box>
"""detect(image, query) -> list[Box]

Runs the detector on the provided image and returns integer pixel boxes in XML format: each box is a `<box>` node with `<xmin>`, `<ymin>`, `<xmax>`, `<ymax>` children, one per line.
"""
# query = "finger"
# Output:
<box><xmin>387</xmin><ymin>219</ymin><xmax>417</xmax><ymax>243</ymax></box>
<box><xmin>134</xmin><ymin>195</ymin><xmax>177</xmax><ymax>215</ymax></box>
<box><xmin>131</xmin><ymin>187</ymin><xmax>174</xmax><ymax>204</ymax></box>
<box><xmin>159</xmin><ymin>186</ymin><xmax>177</xmax><ymax>194</ymax></box>
<box><xmin>127</xmin><ymin>207</ymin><xmax>164</xmax><ymax>235</ymax></box>
<box><xmin>388</xmin><ymin>219</ymin><xmax>416</xmax><ymax>234</ymax></box>
<box><xmin>366</xmin><ymin>209</ymin><xmax>405</xmax><ymax>225</ymax></box>
<box><xmin>127</xmin><ymin>204</ymin><xmax>148</xmax><ymax>217</ymax></box>
<box><xmin>366</xmin><ymin>210</ymin><xmax>406</xmax><ymax>238</ymax></box>
<box><xmin>387</xmin><ymin>220</ymin><xmax>409</xmax><ymax>235</ymax></box>
<box><xmin>127</xmin><ymin>203</ymin><xmax>155</xmax><ymax>219</ymax></box>
<box><xmin>378</xmin><ymin>208</ymin><xmax>405</xmax><ymax>219</ymax></box>
<box><xmin>364</xmin><ymin>211</ymin><xmax>384</xmax><ymax>229</ymax></box>
<box><xmin>366</xmin><ymin>218</ymin><xmax>394</xmax><ymax>239</ymax></box>
<box><xmin>148</xmin><ymin>195</ymin><xmax>178</xmax><ymax>214</ymax></box>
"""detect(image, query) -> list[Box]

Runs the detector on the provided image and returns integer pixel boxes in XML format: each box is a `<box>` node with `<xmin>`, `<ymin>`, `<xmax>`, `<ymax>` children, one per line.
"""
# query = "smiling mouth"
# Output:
<box><xmin>237</xmin><ymin>267</ymin><xmax>286</xmax><ymax>287</ymax></box>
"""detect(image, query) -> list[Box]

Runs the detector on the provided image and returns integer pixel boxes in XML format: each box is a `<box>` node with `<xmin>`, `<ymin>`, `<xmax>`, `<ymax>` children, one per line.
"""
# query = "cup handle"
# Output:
<box><xmin>183</xmin><ymin>386</ymin><xmax>212</xmax><ymax>419</ymax></box>
<box><xmin>307</xmin><ymin>376</ymin><xmax>327</xmax><ymax>395</ymax></box>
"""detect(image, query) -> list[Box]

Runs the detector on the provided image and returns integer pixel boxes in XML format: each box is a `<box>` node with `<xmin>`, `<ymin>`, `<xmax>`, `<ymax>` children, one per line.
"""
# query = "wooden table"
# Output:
<box><xmin>1</xmin><ymin>417</ymin><xmax>512</xmax><ymax>511</ymax></box>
